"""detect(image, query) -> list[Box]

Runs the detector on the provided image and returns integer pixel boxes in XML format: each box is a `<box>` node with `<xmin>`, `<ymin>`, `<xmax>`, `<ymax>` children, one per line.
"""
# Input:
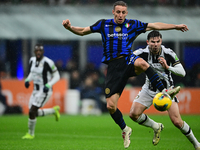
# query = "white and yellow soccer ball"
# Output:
<box><xmin>153</xmin><ymin>92</ymin><xmax>172</xmax><ymax>111</ymax></box>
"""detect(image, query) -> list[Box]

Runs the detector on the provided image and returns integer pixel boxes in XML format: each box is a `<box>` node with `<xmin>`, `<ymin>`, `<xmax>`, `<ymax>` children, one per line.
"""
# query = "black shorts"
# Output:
<box><xmin>104</xmin><ymin>54</ymin><xmax>139</xmax><ymax>98</ymax></box>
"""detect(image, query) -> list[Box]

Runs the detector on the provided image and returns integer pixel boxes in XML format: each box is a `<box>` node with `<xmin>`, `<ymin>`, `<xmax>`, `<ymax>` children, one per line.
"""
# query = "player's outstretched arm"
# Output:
<box><xmin>146</xmin><ymin>22</ymin><xmax>189</xmax><ymax>32</ymax></box>
<box><xmin>62</xmin><ymin>19</ymin><xmax>92</xmax><ymax>36</ymax></box>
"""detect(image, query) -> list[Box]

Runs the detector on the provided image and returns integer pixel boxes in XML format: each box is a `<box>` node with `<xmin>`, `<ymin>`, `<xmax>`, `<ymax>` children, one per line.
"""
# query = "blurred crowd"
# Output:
<box><xmin>0</xmin><ymin>0</ymin><xmax>200</xmax><ymax>7</ymax></box>
<box><xmin>1</xmin><ymin>56</ymin><xmax>200</xmax><ymax>114</ymax></box>
<box><xmin>55</xmin><ymin>59</ymin><xmax>107</xmax><ymax>113</ymax></box>
<box><xmin>0</xmin><ymin>59</ymin><xmax>23</xmax><ymax>115</ymax></box>
<box><xmin>1</xmin><ymin>56</ymin><xmax>200</xmax><ymax>88</ymax></box>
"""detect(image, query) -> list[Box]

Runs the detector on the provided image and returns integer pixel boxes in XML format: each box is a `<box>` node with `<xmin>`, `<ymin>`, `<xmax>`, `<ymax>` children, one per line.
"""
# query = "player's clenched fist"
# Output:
<box><xmin>62</xmin><ymin>19</ymin><xmax>71</xmax><ymax>29</ymax></box>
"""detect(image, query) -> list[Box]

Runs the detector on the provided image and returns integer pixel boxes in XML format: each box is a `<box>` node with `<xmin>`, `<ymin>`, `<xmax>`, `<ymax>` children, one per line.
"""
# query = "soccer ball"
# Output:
<box><xmin>153</xmin><ymin>92</ymin><xmax>172</xmax><ymax>111</ymax></box>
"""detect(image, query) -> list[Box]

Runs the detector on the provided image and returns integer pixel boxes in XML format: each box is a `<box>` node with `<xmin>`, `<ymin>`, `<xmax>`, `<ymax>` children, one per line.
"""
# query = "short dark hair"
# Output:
<box><xmin>113</xmin><ymin>1</ymin><xmax>127</xmax><ymax>10</ymax></box>
<box><xmin>147</xmin><ymin>30</ymin><xmax>162</xmax><ymax>40</ymax></box>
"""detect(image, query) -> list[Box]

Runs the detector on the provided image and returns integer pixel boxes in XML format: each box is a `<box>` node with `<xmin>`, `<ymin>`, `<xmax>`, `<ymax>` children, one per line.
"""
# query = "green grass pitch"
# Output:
<box><xmin>0</xmin><ymin>114</ymin><xmax>200</xmax><ymax>150</ymax></box>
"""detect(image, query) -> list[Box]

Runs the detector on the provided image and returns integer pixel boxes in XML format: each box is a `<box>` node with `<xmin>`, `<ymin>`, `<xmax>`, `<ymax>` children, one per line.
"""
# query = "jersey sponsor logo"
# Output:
<box><xmin>152</xmin><ymin>63</ymin><xmax>165</xmax><ymax>70</ymax></box>
<box><xmin>106</xmin><ymin>26</ymin><xmax>128</xmax><ymax>39</ymax></box>
<box><xmin>107</xmin><ymin>33</ymin><xmax>128</xmax><ymax>40</ymax></box>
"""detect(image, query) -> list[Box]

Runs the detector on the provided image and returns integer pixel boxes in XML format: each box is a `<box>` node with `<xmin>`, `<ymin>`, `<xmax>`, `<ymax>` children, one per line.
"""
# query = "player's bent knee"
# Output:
<box><xmin>106</xmin><ymin>96</ymin><xmax>118</xmax><ymax>113</ymax></box>
<box><xmin>29</xmin><ymin>109</ymin><xmax>37</xmax><ymax>119</ymax></box>
<box><xmin>106</xmin><ymin>101</ymin><xmax>117</xmax><ymax>114</ymax></box>
<box><xmin>129</xmin><ymin>112</ymin><xmax>140</xmax><ymax>121</ymax></box>
<box><xmin>172</xmin><ymin>119</ymin><xmax>183</xmax><ymax>128</ymax></box>
<box><xmin>135</xmin><ymin>58</ymin><xmax>149</xmax><ymax>71</ymax></box>
<box><xmin>106</xmin><ymin>104</ymin><xmax>115</xmax><ymax>112</ymax></box>
<box><xmin>140</xmin><ymin>61</ymin><xmax>149</xmax><ymax>70</ymax></box>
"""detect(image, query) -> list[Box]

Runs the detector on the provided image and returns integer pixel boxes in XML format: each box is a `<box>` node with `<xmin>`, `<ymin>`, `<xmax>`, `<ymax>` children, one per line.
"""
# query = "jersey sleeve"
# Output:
<box><xmin>135</xmin><ymin>20</ymin><xmax>148</xmax><ymax>34</ymax></box>
<box><xmin>90</xmin><ymin>19</ymin><xmax>103</xmax><ymax>33</ymax></box>
<box><xmin>168</xmin><ymin>64</ymin><xmax>186</xmax><ymax>77</ymax></box>
<box><xmin>133</xmin><ymin>48</ymin><xmax>148</xmax><ymax>61</ymax></box>
<box><xmin>133</xmin><ymin>48</ymin><xmax>143</xmax><ymax>55</ymax></box>
<box><xmin>45</xmin><ymin>57</ymin><xmax>58</xmax><ymax>73</ymax></box>
<box><xmin>166</xmin><ymin>49</ymin><xmax>180</xmax><ymax>67</ymax></box>
<box><xmin>28</xmin><ymin>57</ymin><xmax>34</xmax><ymax>74</ymax></box>
<box><xmin>25</xmin><ymin>57</ymin><xmax>34</xmax><ymax>81</ymax></box>
<box><xmin>49</xmin><ymin>60</ymin><xmax>58</xmax><ymax>73</ymax></box>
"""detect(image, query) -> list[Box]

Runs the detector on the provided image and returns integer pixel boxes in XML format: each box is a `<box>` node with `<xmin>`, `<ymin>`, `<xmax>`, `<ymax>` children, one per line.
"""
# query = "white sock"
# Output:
<box><xmin>136</xmin><ymin>114</ymin><xmax>159</xmax><ymax>131</ymax></box>
<box><xmin>38</xmin><ymin>108</ymin><xmax>55</xmax><ymax>116</ymax></box>
<box><xmin>180</xmin><ymin>121</ymin><xmax>200</xmax><ymax>148</ymax></box>
<box><xmin>28</xmin><ymin>118</ymin><xmax>36</xmax><ymax>136</ymax></box>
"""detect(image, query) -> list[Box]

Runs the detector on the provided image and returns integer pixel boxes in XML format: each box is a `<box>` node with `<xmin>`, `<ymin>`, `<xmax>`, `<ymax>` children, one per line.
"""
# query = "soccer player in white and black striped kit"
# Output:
<box><xmin>22</xmin><ymin>44</ymin><xmax>60</xmax><ymax>139</ymax></box>
<box><xmin>130</xmin><ymin>31</ymin><xmax>200</xmax><ymax>150</ymax></box>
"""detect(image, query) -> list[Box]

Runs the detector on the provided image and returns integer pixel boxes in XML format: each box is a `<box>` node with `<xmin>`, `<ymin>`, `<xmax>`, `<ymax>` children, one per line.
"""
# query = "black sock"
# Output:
<box><xmin>145</xmin><ymin>67</ymin><xmax>165</xmax><ymax>92</ymax></box>
<box><xmin>110</xmin><ymin>108</ymin><xmax>126</xmax><ymax>130</ymax></box>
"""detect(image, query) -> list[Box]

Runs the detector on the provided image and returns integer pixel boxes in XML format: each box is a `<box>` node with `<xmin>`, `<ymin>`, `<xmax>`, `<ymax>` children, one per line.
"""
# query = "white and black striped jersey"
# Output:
<box><xmin>27</xmin><ymin>56</ymin><xmax>58</xmax><ymax>91</ymax></box>
<box><xmin>134</xmin><ymin>45</ymin><xmax>181</xmax><ymax>95</ymax></box>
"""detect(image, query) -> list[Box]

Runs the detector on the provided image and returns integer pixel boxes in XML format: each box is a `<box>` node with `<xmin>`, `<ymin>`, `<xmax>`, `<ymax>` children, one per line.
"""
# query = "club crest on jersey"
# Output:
<box><xmin>115</xmin><ymin>26</ymin><xmax>121</xmax><ymax>32</ymax></box>
<box><xmin>125</xmin><ymin>23</ymin><xmax>130</xmax><ymax>28</ymax></box>
<box><xmin>105</xmin><ymin>88</ymin><xmax>110</xmax><ymax>95</ymax></box>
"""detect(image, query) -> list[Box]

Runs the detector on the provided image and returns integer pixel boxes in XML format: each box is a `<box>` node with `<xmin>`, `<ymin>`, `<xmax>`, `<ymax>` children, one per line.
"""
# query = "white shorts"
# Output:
<box><xmin>29</xmin><ymin>90</ymin><xmax>53</xmax><ymax>109</ymax></box>
<box><xmin>134</xmin><ymin>89</ymin><xmax>178</xmax><ymax>108</ymax></box>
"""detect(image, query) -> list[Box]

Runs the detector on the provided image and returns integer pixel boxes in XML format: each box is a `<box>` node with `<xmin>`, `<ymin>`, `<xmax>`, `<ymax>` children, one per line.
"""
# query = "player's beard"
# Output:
<box><xmin>36</xmin><ymin>55</ymin><xmax>43</xmax><ymax>61</ymax></box>
<box><xmin>150</xmin><ymin>47</ymin><xmax>160</xmax><ymax>54</ymax></box>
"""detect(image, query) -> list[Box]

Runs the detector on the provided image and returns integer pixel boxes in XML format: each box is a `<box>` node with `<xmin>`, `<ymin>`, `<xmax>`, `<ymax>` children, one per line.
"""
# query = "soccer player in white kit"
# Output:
<box><xmin>129</xmin><ymin>31</ymin><xmax>200</xmax><ymax>150</ymax></box>
<box><xmin>22</xmin><ymin>44</ymin><xmax>60</xmax><ymax>139</ymax></box>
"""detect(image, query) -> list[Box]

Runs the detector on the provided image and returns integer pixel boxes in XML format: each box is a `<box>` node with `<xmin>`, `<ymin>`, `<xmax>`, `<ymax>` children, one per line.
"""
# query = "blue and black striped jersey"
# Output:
<box><xmin>90</xmin><ymin>19</ymin><xmax>148</xmax><ymax>64</ymax></box>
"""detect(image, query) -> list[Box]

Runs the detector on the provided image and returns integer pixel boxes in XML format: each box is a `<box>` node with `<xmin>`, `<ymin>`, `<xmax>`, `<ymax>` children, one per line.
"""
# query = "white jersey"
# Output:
<box><xmin>27</xmin><ymin>56</ymin><xmax>58</xmax><ymax>91</ymax></box>
<box><xmin>134</xmin><ymin>45</ymin><xmax>180</xmax><ymax>96</ymax></box>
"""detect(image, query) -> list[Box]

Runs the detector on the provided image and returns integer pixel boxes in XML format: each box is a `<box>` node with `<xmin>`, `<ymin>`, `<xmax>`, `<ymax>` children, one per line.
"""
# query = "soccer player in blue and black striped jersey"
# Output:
<box><xmin>62</xmin><ymin>1</ymin><xmax>189</xmax><ymax>148</ymax></box>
